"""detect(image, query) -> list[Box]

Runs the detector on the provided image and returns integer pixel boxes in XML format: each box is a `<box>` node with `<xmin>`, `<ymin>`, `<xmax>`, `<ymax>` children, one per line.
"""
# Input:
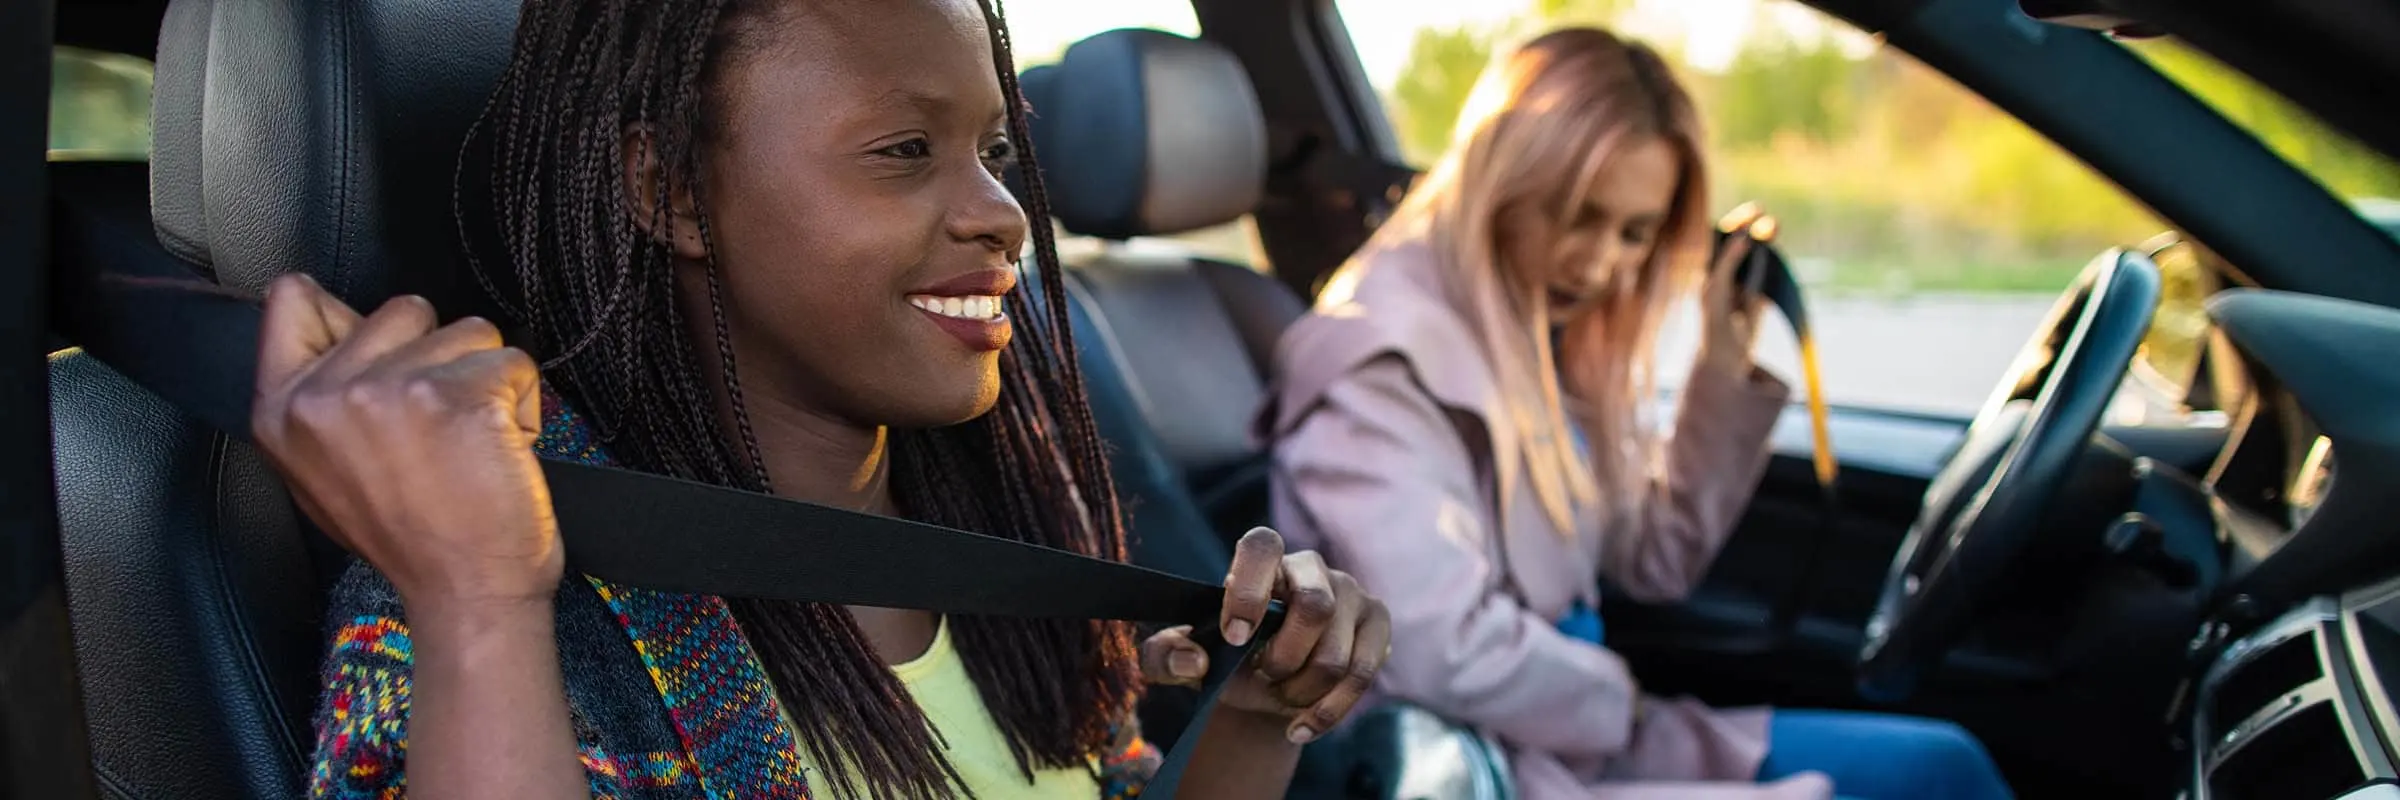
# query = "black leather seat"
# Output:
<box><xmin>1020</xmin><ymin>30</ymin><xmax>1308</xmax><ymax>548</ymax></box>
<box><xmin>50</xmin><ymin>158</ymin><xmax>327</xmax><ymax>800</ymax></box>
<box><xmin>49</xmin><ymin>0</ymin><xmax>520</xmax><ymax>797</ymax></box>
<box><xmin>1025</xmin><ymin>33</ymin><xmax>1511</xmax><ymax>800</ymax></box>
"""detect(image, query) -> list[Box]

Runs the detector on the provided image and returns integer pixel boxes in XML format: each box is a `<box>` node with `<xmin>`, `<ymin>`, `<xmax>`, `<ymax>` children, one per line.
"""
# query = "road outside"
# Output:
<box><xmin>1660</xmin><ymin>293</ymin><xmax>2057</xmax><ymax>417</ymax></box>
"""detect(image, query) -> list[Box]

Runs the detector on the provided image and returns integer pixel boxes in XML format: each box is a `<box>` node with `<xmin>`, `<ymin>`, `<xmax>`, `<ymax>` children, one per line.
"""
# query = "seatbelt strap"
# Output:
<box><xmin>51</xmin><ymin>249</ymin><xmax>1273</xmax><ymax>797</ymax></box>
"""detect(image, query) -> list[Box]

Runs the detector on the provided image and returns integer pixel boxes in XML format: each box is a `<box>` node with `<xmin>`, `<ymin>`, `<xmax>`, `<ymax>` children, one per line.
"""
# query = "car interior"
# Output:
<box><xmin>17</xmin><ymin>0</ymin><xmax>2400</xmax><ymax>799</ymax></box>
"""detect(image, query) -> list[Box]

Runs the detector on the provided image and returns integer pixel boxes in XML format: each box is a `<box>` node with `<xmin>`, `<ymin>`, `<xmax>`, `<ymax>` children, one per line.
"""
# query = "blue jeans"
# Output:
<box><xmin>1758</xmin><ymin>710</ymin><xmax>2014</xmax><ymax>800</ymax></box>
<box><xmin>1553</xmin><ymin>602</ymin><xmax>2011</xmax><ymax>799</ymax></box>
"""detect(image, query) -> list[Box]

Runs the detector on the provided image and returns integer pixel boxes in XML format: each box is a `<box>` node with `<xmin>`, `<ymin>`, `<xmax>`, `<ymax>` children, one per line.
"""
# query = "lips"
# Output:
<box><xmin>907</xmin><ymin>267</ymin><xmax>1016</xmax><ymax>352</ymax></box>
<box><xmin>1548</xmin><ymin>286</ymin><xmax>1598</xmax><ymax>313</ymax></box>
<box><xmin>914</xmin><ymin>268</ymin><xmax>1017</xmax><ymax>298</ymax></box>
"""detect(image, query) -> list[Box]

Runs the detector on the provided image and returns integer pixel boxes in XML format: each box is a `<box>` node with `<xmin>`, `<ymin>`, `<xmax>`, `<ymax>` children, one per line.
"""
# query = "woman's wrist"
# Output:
<box><xmin>1174</xmin><ymin>705</ymin><xmax>1306</xmax><ymax>798</ymax></box>
<box><xmin>403</xmin><ymin>589</ymin><xmax>558</xmax><ymax>638</ymax></box>
<box><xmin>1217</xmin><ymin>706</ymin><xmax>1310</xmax><ymax>749</ymax></box>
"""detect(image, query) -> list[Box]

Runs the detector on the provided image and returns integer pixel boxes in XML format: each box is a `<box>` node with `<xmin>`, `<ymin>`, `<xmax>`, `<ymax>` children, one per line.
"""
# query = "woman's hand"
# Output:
<box><xmin>1138</xmin><ymin>528</ymin><xmax>1391</xmax><ymax>746</ymax></box>
<box><xmin>1698</xmin><ymin>202</ymin><xmax>1780</xmax><ymax>377</ymax></box>
<box><xmin>251</xmin><ymin>274</ymin><xmax>560</xmax><ymax>611</ymax></box>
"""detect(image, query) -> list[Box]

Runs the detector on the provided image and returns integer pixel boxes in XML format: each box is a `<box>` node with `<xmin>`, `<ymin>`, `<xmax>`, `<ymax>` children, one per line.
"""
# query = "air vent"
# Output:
<box><xmin>2208</xmin><ymin>701</ymin><xmax>2365</xmax><ymax>800</ymax></box>
<box><xmin>2211</xmin><ymin>631</ymin><xmax>2324</xmax><ymax>739</ymax></box>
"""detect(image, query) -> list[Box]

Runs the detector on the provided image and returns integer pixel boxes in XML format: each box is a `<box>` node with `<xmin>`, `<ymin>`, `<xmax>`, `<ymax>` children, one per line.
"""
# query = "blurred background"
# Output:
<box><xmin>51</xmin><ymin>0</ymin><xmax>2400</xmax><ymax>415</ymax></box>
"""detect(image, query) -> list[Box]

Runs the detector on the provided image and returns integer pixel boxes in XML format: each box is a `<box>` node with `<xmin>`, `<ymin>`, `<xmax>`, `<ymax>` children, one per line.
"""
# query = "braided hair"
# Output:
<box><xmin>452</xmin><ymin>1</ymin><xmax>1138</xmax><ymax>797</ymax></box>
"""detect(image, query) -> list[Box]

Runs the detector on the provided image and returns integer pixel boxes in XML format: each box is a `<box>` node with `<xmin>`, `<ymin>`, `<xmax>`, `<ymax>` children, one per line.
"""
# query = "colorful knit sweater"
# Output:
<box><xmin>306</xmin><ymin>395</ymin><xmax>1157</xmax><ymax>799</ymax></box>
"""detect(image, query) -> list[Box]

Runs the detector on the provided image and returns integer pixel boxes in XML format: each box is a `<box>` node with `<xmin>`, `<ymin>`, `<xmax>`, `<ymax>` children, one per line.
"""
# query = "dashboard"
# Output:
<box><xmin>2191</xmin><ymin>585</ymin><xmax>2399</xmax><ymax>800</ymax></box>
<box><xmin>2181</xmin><ymin>290</ymin><xmax>2400</xmax><ymax>799</ymax></box>
<box><xmin>2289</xmin><ymin>434</ymin><xmax>2336</xmax><ymax>530</ymax></box>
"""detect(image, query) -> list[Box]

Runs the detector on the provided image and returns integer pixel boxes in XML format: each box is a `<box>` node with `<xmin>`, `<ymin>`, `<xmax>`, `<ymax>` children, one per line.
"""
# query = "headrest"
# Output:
<box><xmin>1021</xmin><ymin>29</ymin><xmax>1266</xmax><ymax>240</ymax></box>
<box><xmin>150</xmin><ymin>0</ymin><xmax>520</xmax><ymax>318</ymax></box>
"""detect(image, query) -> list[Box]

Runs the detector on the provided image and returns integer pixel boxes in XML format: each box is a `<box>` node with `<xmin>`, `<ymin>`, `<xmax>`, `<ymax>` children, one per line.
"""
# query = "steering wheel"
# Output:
<box><xmin>1854</xmin><ymin>249</ymin><xmax>2161</xmax><ymax>701</ymax></box>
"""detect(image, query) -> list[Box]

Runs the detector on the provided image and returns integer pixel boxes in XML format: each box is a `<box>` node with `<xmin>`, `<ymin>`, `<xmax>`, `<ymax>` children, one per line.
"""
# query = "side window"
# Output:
<box><xmin>1007</xmin><ymin>2</ymin><xmax>1268</xmax><ymax>270</ymax></box>
<box><xmin>1333</xmin><ymin>0</ymin><xmax>2169</xmax><ymax>416</ymax></box>
<box><xmin>50</xmin><ymin>46</ymin><xmax>155</xmax><ymax>161</ymax></box>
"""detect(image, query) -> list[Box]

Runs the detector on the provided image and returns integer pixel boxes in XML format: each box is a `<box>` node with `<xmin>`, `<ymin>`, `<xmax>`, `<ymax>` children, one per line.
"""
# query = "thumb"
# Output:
<box><xmin>431</xmin><ymin>346</ymin><xmax>545</xmax><ymax>440</ymax></box>
<box><xmin>1139</xmin><ymin>626</ymin><xmax>1209</xmax><ymax>687</ymax></box>
<box><xmin>256</xmin><ymin>274</ymin><xmax>361</xmax><ymax>390</ymax></box>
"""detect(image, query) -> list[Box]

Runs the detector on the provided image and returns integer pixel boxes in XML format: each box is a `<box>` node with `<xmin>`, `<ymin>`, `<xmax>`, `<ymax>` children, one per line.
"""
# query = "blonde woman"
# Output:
<box><xmin>1261</xmin><ymin>28</ymin><xmax>2012</xmax><ymax>800</ymax></box>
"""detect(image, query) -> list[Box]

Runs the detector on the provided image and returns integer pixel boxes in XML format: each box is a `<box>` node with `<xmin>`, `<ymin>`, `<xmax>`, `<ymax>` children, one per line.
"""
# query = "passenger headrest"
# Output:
<box><xmin>1020</xmin><ymin>29</ymin><xmax>1266</xmax><ymax>240</ymax></box>
<box><xmin>149</xmin><ymin>0</ymin><xmax>520</xmax><ymax>319</ymax></box>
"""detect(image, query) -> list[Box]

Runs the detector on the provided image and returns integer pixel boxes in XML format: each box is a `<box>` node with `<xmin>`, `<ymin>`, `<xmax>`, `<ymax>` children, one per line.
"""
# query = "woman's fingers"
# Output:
<box><xmin>1748</xmin><ymin>214</ymin><xmax>1781</xmax><ymax>243</ymax></box>
<box><xmin>1716</xmin><ymin>201</ymin><xmax>1764</xmax><ymax>234</ymax></box>
<box><xmin>424</xmin><ymin>345</ymin><xmax>546</xmax><ymax>437</ymax></box>
<box><xmin>1707</xmin><ymin>226</ymin><xmax>1755</xmax><ymax>291</ymax></box>
<box><xmin>1221</xmin><ymin>527</ymin><xmax>1285</xmax><ymax>646</ymax></box>
<box><xmin>1256</xmin><ymin>551</ymin><xmax>1339</xmax><ymax>685</ymax></box>
<box><xmin>1272</xmin><ymin>569</ymin><xmax>1364</xmax><ymax>707</ymax></box>
<box><xmin>1707</xmin><ymin>205</ymin><xmax>1782</xmax><ymax>336</ymax></box>
<box><xmin>1741</xmin><ymin>215</ymin><xmax>1781</xmax><ymax>298</ymax></box>
<box><xmin>1138</xmin><ymin>626</ymin><xmax>1210</xmax><ymax>688</ymax></box>
<box><xmin>1293</xmin><ymin>600</ymin><xmax>1389</xmax><ymax>745</ymax></box>
<box><xmin>255</xmin><ymin>274</ymin><xmax>363</xmax><ymax>397</ymax></box>
<box><xmin>1210</xmin><ymin>537</ymin><xmax>1391</xmax><ymax>742</ymax></box>
<box><xmin>304</xmin><ymin>294</ymin><xmax>442</xmax><ymax>388</ymax></box>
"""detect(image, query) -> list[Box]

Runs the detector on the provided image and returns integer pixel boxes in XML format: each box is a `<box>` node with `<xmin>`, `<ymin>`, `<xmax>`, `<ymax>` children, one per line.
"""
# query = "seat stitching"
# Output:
<box><xmin>204</xmin><ymin>432</ymin><xmax>311</xmax><ymax>781</ymax></box>
<box><xmin>328</xmin><ymin>3</ymin><xmax>356</xmax><ymax>293</ymax></box>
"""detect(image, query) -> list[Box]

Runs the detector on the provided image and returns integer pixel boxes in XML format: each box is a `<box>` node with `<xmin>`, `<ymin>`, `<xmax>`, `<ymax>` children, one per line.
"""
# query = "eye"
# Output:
<box><xmin>877</xmin><ymin>138</ymin><xmax>933</xmax><ymax>160</ymax></box>
<box><xmin>1621</xmin><ymin>225</ymin><xmax>1653</xmax><ymax>246</ymax></box>
<box><xmin>980</xmin><ymin>138</ymin><xmax>1017</xmax><ymax>168</ymax></box>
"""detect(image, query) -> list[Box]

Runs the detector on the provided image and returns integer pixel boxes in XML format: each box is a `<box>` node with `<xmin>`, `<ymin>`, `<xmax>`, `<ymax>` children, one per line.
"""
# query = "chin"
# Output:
<box><xmin>887</xmin><ymin>365</ymin><xmax>1004</xmax><ymax>429</ymax></box>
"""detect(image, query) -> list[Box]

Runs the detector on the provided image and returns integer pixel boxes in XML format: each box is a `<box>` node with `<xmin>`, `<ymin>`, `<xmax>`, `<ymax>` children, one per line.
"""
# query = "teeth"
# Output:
<box><xmin>909</xmin><ymin>294</ymin><xmax>1005</xmax><ymax>321</ymax></box>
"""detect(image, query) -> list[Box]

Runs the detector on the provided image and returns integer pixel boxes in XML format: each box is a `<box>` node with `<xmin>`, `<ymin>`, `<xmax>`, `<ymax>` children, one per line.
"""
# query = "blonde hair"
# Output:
<box><xmin>1348</xmin><ymin>27</ymin><xmax>1711</xmax><ymax>532</ymax></box>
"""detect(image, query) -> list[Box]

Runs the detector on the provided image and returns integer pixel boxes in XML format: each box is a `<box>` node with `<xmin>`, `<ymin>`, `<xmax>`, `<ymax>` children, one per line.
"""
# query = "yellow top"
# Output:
<box><xmin>788</xmin><ymin>617</ymin><xmax>1103</xmax><ymax>799</ymax></box>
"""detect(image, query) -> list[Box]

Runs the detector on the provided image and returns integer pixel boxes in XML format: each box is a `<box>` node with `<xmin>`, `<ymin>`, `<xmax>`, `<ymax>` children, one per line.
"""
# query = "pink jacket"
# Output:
<box><xmin>1258</xmin><ymin>245</ymin><xmax>1831</xmax><ymax>800</ymax></box>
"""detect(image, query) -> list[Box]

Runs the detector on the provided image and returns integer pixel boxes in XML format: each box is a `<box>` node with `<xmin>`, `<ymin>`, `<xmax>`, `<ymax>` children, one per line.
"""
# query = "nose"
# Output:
<box><xmin>1575</xmin><ymin>237</ymin><xmax>1626</xmax><ymax>292</ymax></box>
<box><xmin>952</xmin><ymin>166</ymin><xmax>1030</xmax><ymax>257</ymax></box>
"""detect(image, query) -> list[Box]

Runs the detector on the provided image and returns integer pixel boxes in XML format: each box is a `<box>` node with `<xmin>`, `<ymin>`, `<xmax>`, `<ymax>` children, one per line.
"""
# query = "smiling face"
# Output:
<box><xmin>1495</xmin><ymin>134</ymin><xmax>1684</xmax><ymax>322</ymax></box>
<box><xmin>675</xmin><ymin>0</ymin><xmax>1027</xmax><ymax>430</ymax></box>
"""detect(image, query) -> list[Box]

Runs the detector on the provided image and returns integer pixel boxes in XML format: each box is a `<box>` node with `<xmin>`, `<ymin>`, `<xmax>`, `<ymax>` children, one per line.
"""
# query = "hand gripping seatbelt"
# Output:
<box><xmin>49</xmin><ymin>241</ymin><xmax>1275</xmax><ymax>798</ymax></box>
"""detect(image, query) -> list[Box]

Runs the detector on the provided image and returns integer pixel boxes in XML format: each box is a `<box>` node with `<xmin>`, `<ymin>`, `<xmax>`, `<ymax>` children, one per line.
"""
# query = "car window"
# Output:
<box><xmin>50</xmin><ymin>46</ymin><xmax>154</xmax><ymax>161</ymax></box>
<box><xmin>1007</xmin><ymin>1</ymin><xmax>1268</xmax><ymax>270</ymax></box>
<box><xmin>1332</xmin><ymin>0</ymin><xmax>2174</xmax><ymax>417</ymax></box>
<box><xmin>2124</xmin><ymin>40</ymin><xmax>2400</xmax><ymax>240</ymax></box>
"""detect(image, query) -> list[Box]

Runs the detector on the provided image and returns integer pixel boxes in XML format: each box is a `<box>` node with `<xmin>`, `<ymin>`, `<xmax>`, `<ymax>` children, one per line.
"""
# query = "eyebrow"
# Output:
<box><xmin>872</xmin><ymin>87</ymin><xmax>954</xmax><ymax>116</ymax></box>
<box><xmin>865</xmin><ymin>87</ymin><xmax>1008</xmax><ymax>128</ymax></box>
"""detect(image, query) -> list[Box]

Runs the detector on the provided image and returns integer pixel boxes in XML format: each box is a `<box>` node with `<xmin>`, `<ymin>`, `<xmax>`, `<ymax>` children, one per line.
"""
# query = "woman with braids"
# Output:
<box><xmin>251</xmin><ymin>0</ymin><xmax>1390</xmax><ymax>798</ymax></box>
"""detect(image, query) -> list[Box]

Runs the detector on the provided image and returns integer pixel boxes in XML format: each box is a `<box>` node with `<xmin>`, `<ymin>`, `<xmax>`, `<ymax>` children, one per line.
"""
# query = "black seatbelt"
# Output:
<box><xmin>1714</xmin><ymin>229</ymin><xmax>1839</xmax><ymax>645</ymax></box>
<box><xmin>50</xmin><ymin>240</ymin><xmax>1276</xmax><ymax>798</ymax></box>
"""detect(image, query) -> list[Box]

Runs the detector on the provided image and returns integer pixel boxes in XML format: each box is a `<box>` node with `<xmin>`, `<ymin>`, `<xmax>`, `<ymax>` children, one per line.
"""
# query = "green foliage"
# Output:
<box><xmin>1712</xmin><ymin>33</ymin><xmax>1861</xmax><ymax>147</ymax></box>
<box><xmin>1531</xmin><ymin>0</ymin><xmax>1633</xmax><ymax>26</ymax></box>
<box><xmin>1388</xmin><ymin>25</ymin><xmax>1495</xmax><ymax>166</ymax></box>
<box><xmin>49</xmin><ymin>47</ymin><xmax>153</xmax><ymax>160</ymax></box>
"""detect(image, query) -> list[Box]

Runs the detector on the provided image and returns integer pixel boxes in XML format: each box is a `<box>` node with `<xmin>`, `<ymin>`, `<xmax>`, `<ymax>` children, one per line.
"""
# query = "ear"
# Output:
<box><xmin>621</xmin><ymin>124</ymin><xmax>710</xmax><ymax>260</ymax></box>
